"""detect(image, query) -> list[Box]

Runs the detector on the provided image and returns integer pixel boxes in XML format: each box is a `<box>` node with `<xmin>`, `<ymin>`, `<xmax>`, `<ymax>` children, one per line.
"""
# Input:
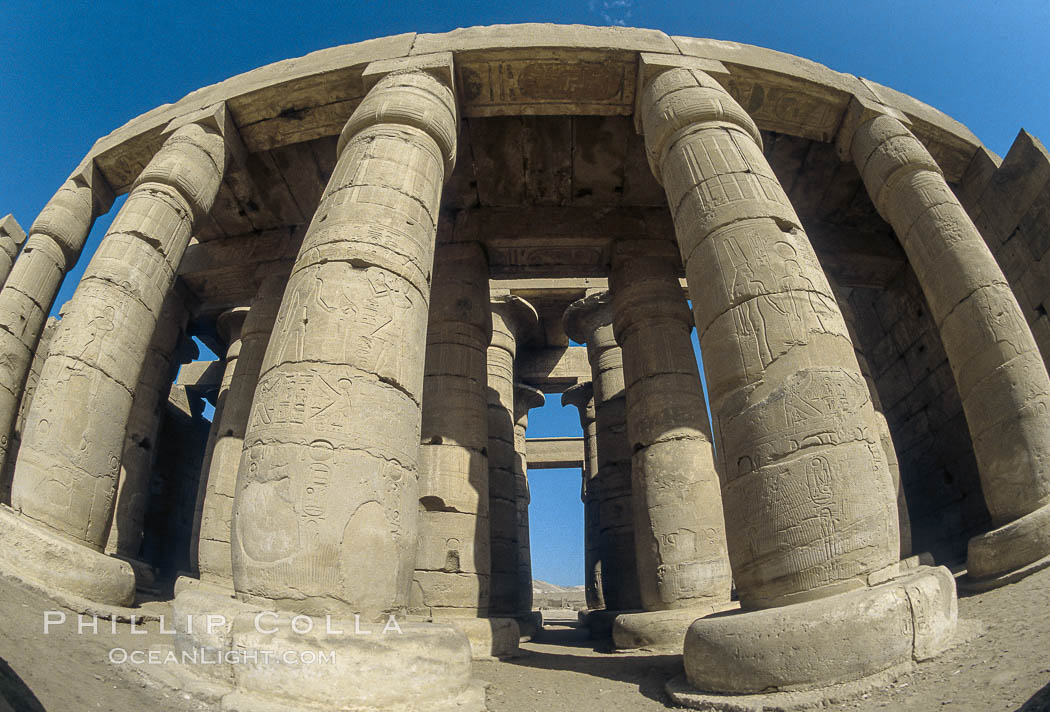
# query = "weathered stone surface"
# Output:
<box><xmin>610</xmin><ymin>238</ymin><xmax>731</xmax><ymax>619</ymax></box>
<box><xmin>414</xmin><ymin>240</ymin><xmax>494</xmax><ymax>622</ymax></box>
<box><xmin>562</xmin><ymin>381</ymin><xmax>604</xmax><ymax>611</ymax></box>
<box><xmin>513</xmin><ymin>382</ymin><xmax>544</xmax><ymax>623</ymax></box>
<box><xmin>564</xmin><ymin>292</ymin><xmax>642</xmax><ymax>612</ymax></box>
<box><xmin>487</xmin><ymin>292</ymin><xmax>539</xmax><ymax>616</ymax></box>
<box><xmin>0</xmin><ymin>214</ymin><xmax>25</xmax><ymax>288</ymax></box>
<box><xmin>231</xmin><ymin>61</ymin><xmax>458</xmax><ymax>619</ymax></box>
<box><xmin>612</xmin><ymin>600</ymin><xmax>738</xmax><ymax>652</ymax></box>
<box><xmin>850</xmin><ymin>111</ymin><xmax>1050</xmax><ymax>584</ymax></box>
<box><xmin>640</xmin><ymin>62</ymin><xmax>899</xmax><ymax>609</ymax></box>
<box><xmin>11</xmin><ymin>116</ymin><xmax>228</xmax><ymax>561</ymax></box>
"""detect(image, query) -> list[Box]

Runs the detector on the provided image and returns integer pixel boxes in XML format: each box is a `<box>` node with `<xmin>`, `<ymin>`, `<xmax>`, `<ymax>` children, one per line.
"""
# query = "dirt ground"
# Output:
<box><xmin>0</xmin><ymin>565</ymin><xmax>1048</xmax><ymax>711</ymax></box>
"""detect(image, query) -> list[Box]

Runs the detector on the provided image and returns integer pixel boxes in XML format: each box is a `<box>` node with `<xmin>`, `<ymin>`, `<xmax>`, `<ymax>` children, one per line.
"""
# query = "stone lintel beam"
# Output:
<box><xmin>525</xmin><ymin>437</ymin><xmax>584</xmax><ymax>470</ymax></box>
<box><xmin>516</xmin><ymin>345</ymin><xmax>589</xmax><ymax>392</ymax></box>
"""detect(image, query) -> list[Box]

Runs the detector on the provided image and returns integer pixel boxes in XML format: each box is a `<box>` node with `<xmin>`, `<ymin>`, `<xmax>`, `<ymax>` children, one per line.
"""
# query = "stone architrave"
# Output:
<box><xmin>486</xmin><ymin>292</ymin><xmax>540</xmax><ymax>617</ymax></box>
<box><xmin>195</xmin><ymin>272</ymin><xmax>283</xmax><ymax>588</ymax></box>
<box><xmin>2</xmin><ymin>106</ymin><xmax>231</xmax><ymax>607</ymax></box>
<box><xmin>230</xmin><ymin>58</ymin><xmax>460</xmax><ymax>619</ymax></box>
<box><xmin>847</xmin><ymin>104</ymin><xmax>1050</xmax><ymax>586</ymax></box>
<box><xmin>638</xmin><ymin>54</ymin><xmax>956</xmax><ymax>697</ymax></box>
<box><xmin>106</xmin><ymin>293</ymin><xmax>193</xmax><ymax>572</ymax></box>
<box><xmin>562</xmin><ymin>382</ymin><xmax>604</xmax><ymax>611</ymax></box>
<box><xmin>0</xmin><ymin>163</ymin><xmax>113</xmax><ymax>481</ymax></box>
<box><xmin>564</xmin><ymin>292</ymin><xmax>642</xmax><ymax>613</ymax></box>
<box><xmin>513</xmin><ymin>382</ymin><xmax>544</xmax><ymax>626</ymax></box>
<box><xmin>0</xmin><ymin>215</ymin><xmax>26</xmax><ymax>287</ymax></box>
<box><xmin>609</xmin><ymin>238</ymin><xmax>733</xmax><ymax>650</ymax></box>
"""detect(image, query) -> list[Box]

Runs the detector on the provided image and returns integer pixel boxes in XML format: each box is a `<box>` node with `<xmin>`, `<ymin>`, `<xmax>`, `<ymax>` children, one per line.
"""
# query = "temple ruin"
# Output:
<box><xmin>1</xmin><ymin>23</ymin><xmax>1048</xmax><ymax>711</ymax></box>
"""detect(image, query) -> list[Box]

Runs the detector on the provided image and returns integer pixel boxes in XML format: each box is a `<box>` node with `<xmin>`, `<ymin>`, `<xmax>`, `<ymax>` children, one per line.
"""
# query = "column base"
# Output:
<box><xmin>962</xmin><ymin>501</ymin><xmax>1050</xmax><ymax>591</ymax></box>
<box><xmin>162</xmin><ymin>586</ymin><xmax>484</xmax><ymax>711</ymax></box>
<box><xmin>516</xmin><ymin>610</ymin><xmax>543</xmax><ymax>641</ymax></box>
<box><xmin>612</xmin><ymin>600</ymin><xmax>739</xmax><ymax>652</ymax></box>
<box><xmin>674</xmin><ymin>565</ymin><xmax>956</xmax><ymax>703</ymax></box>
<box><xmin>583</xmin><ymin>608</ymin><xmax>643</xmax><ymax>639</ymax></box>
<box><xmin>0</xmin><ymin>504</ymin><xmax>135</xmax><ymax>608</ymax></box>
<box><xmin>440</xmin><ymin>616</ymin><xmax>520</xmax><ymax>660</ymax></box>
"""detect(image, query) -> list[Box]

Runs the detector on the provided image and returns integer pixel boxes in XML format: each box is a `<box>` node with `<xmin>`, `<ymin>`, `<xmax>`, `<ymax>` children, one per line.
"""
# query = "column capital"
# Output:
<box><xmin>216</xmin><ymin>306</ymin><xmax>250</xmax><ymax>350</ymax></box>
<box><xmin>834</xmin><ymin>95</ymin><xmax>910</xmax><ymax>161</ymax></box>
<box><xmin>561</xmin><ymin>381</ymin><xmax>594</xmax><ymax>421</ymax></box>
<box><xmin>610</xmin><ymin>238</ymin><xmax>692</xmax><ymax>342</ymax></box>
<box><xmin>490</xmin><ymin>291</ymin><xmax>540</xmax><ymax>351</ymax></box>
<box><xmin>633</xmin><ymin>52</ymin><xmax>729</xmax><ymax>133</ymax></box>
<box><xmin>563</xmin><ymin>290</ymin><xmax>614</xmax><ymax>347</ymax></box>
<box><xmin>339</xmin><ymin>53</ymin><xmax>458</xmax><ymax>176</ymax></box>
<box><xmin>0</xmin><ymin>215</ymin><xmax>25</xmax><ymax>260</ymax></box>
<box><xmin>514</xmin><ymin>382</ymin><xmax>545</xmax><ymax>422</ymax></box>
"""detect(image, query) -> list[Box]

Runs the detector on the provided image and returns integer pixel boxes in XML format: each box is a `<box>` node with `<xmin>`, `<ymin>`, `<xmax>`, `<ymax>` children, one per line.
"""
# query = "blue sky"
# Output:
<box><xmin>2</xmin><ymin>1</ymin><xmax>1047</xmax><ymax>585</ymax></box>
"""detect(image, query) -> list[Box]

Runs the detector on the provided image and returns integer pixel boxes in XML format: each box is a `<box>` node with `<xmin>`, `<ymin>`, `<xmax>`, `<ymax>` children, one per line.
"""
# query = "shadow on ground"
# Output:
<box><xmin>0</xmin><ymin>657</ymin><xmax>46</xmax><ymax>712</ymax></box>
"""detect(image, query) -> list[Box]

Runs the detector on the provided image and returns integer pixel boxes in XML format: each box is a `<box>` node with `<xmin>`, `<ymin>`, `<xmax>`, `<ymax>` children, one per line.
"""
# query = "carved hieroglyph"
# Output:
<box><xmin>610</xmin><ymin>239</ymin><xmax>732</xmax><ymax>611</ymax></box>
<box><xmin>513</xmin><ymin>382</ymin><xmax>544</xmax><ymax>617</ymax></box>
<box><xmin>562</xmin><ymin>381</ymin><xmax>604</xmax><ymax>610</ymax></box>
<box><xmin>851</xmin><ymin>112</ymin><xmax>1050</xmax><ymax>577</ymax></box>
<box><xmin>0</xmin><ymin>164</ymin><xmax>112</xmax><ymax>494</ymax></box>
<box><xmin>639</xmin><ymin>64</ymin><xmax>899</xmax><ymax>608</ymax></box>
<box><xmin>11</xmin><ymin>119</ymin><xmax>227</xmax><ymax>548</ymax></box>
<box><xmin>106</xmin><ymin>293</ymin><xmax>191</xmax><ymax>559</ymax></box>
<box><xmin>414</xmin><ymin>241</ymin><xmax>493</xmax><ymax>616</ymax></box>
<box><xmin>230</xmin><ymin>65</ymin><xmax>458</xmax><ymax>618</ymax></box>
<box><xmin>486</xmin><ymin>292</ymin><xmax>539</xmax><ymax>616</ymax></box>
<box><xmin>195</xmin><ymin>275</ymin><xmax>282</xmax><ymax>587</ymax></box>
<box><xmin>564</xmin><ymin>292</ymin><xmax>642</xmax><ymax>611</ymax></box>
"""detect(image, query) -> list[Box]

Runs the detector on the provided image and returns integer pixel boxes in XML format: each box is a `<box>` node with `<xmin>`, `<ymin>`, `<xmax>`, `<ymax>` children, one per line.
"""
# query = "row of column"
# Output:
<box><xmin>0</xmin><ymin>53</ymin><xmax>1045</xmax><ymax>652</ymax></box>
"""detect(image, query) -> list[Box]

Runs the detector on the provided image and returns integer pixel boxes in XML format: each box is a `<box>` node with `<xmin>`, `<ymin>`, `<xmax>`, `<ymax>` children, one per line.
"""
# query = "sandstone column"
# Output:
<box><xmin>639</xmin><ymin>56</ymin><xmax>955</xmax><ymax>698</ymax></box>
<box><xmin>0</xmin><ymin>162</ymin><xmax>113</xmax><ymax>488</ymax></box>
<box><xmin>195</xmin><ymin>272</ymin><xmax>283</xmax><ymax>589</ymax></box>
<box><xmin>847</xmin><ymin>103</ymin><xmax>1050</xmax><ymax>586</ymax></box>
<box><xmin>0</xmin><ymin>215</ymin><xmax>26</xmax><ymax>287</ymax></box>
<box><xmin>609</xmin><ymin>238</ymin><xmax>733</xmax><ymax>650</ymax></box>
<box><xmin>513</xmin><ymin>382</ymin><xmax>544</xmax><ymax>634</ymax></box>
<box><xmin>1</xmin><ymin>106</ymin><xmax>231</xmax><ymax>607</ymax></box>
<box><xmin>230</xmin><ymin>59</ymin><xmax>459</xmax><ymax>619</ymax></box>
<box><xmin>564</xmin><ymin>292</ymin><xmax>642</xmax><ymax>615</ymax></box>
<box><xmin>487</xmin><ymin>292</ymin><xmax>539</xmax><ymax>617</ymax></box>
<box><xmin>106</xmin><ymin>293</ymin><xmax>193</xmax><ymax>577</ymax></box>
<box><xmin>413</xmin><ymin>241</ymin><xmax>519</xmax><ymax>658</ymax></box>
<box><xmin>562</xmin><ymin>381</ymin><xmax>604</xmax><ymax>611</ymax></box>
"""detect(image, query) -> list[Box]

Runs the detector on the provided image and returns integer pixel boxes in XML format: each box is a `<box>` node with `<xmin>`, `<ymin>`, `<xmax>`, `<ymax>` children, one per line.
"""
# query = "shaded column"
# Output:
<box><xmin>195</xmin><ymin>273</ymin><xmax>283</xmax><ymax>588</ymax></box>
<box><xmin>106</xmin><ymin>292</ymin><xmax>193</xmax><ymax>569</ymax></box>
<box><xmin>11</xmin><ymin>109</ymin><xmax>230</xmax><ymax>551</ymax></box>
<box><xmin>486</xmin><ymin>293</ymin><xmax>539</xmax><ymax>617</ymax></box>
<box><xmin>414</xmin><ymin>241</ymin><xmax>493</xmax><ymax>618</ymax></box>
<box><xmin>0</xmin><ymin>163</ymin><xmax>113</xmax><ymax>484</ymax></box>
<box><xmin>639</xmin><ymin>57</ymin><xmax>954</xmax><ymax>698</ymax></box>
<box><xmin>848</xmin><ymin>106</ymin><xmax>1050</xmax><ymax>584</ymax></box>
<box><xmin>564</xmin><ymin>292</ymin><xmax>642</xmax><ymax>612</ymax></box>
<box><xmin>0</xmin><ymin>215</ymin><xmax>26</xmax><ymax>287</ymax></box>
<box><xmin>610</xmin><ymin>238</ymin><xmax>731</xmax><ymax>612</ymax></box>
<box><xmin>513</xmin><ymin>382</ymin><xmax>544</xmax><ymax>621</ymax></box>
<box><xmin>562</xmin><ymin>381</ymin><xmax>604</xmax><ymax>611</ymax></box>
<box><xmin>231</xmin><ymin>63</ymin><xmax>458</xmax><ymax>619</ymax></box>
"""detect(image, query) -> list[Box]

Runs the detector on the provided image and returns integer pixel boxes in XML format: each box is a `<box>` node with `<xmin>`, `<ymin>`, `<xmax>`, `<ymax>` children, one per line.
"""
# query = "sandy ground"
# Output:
<box><xmin>0</xmin><ymin>565</ymin><xmax>1048</xmax><ymax>711</ymax></box>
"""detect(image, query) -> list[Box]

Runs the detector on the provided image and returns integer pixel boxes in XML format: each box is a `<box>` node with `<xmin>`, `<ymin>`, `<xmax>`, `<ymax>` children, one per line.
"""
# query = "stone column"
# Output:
<box><xmin>562</xmin><ymin>381</ymin><xmax>604</xmax><ymax>611</ymax></box>
<box><xmin>513</xmin><ymin>382</ymin><xmax>544</xmax><ymax>634</ymax></box>
<box><xmin>609</xmin><ymin>238</ymin><xmax>733</xmax><ymax>651</ymax></box>
<box><xmin>0</xmin><ymin>315</ymin><xmax>57</xmax><ymax>498</ymax></box>
<box><xmin>0</xmin><ymin>163</ymin><xmax>113</xmax><ymax>482</ymax></box>
<box><xmin>188</xmin><ymin>307</ymin><xmax>248</xmax><ymax>577</ymax></box>
<box><xmin>486</xmin><ymin>292</ymin><xmax>539</xmax><ymax>618</ymax></box>
<box><xmin>106</xmin><ymin>292</ymin><xmax>193</xmax><ymax>578</ymax></box>
<box><xmin>230</xmin><ymin>59</ymin><xmax>459</xmax><ymax>620</ymax></box>
<box><xmin>194</xmin><ymin>271</ymin><xmax>285</xmax><ymax>589</ymax></box>
<box><xmin>413</xmin><ymin>241</ymin><xmax>519</xmax><ymax>659</ymax></box>
<box><xmin>639</xmin><ymin>56</ymin><xmax>955</xmax><ymax>700</ymax></box>
<box><xmin>847</xmin><ymin>103</ymin><xmax>1050</xmax><ymax>586</ymax></box>
<box><xmin>0</xmin><ymin>215</ymin><xmax>26</xmax><ymax>287</ymax></box>
<box><xmin>564</xmin><ymin>292</ymin><xmax>642</xmax><ymax>615</ymax></box>
<box><xmin>1</xmin><ymin>106</ymin><xmax>231</xmax><ymax>607</ymax></box>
